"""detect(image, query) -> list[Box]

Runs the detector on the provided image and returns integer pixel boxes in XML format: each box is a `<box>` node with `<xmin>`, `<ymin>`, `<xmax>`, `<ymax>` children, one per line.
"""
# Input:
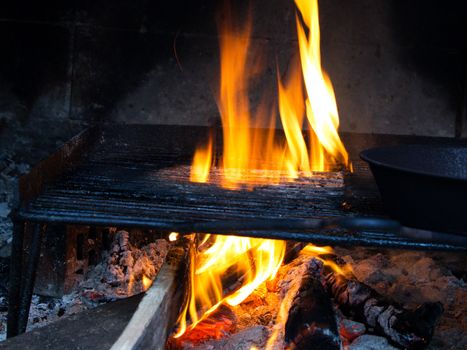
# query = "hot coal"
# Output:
<box><xmin>338</xmin><ymin>318</ymin><xmax>366</xmax><ymax>344</ymax></box>
<box><xmin>170</xmin><ymin>244</ymin><xmax>465</xmax><ymax>350</ymax></box>
<box><xmin>284</xmin><ymin>259</ymin><xmax>341</xmax><ymax>350</ymax></box>
<box><xmin>325</xmin><ymin>259</ymin><xmax>444</xmax><ymax>349</ymax></box>
<box><xmin>168</xmin><ymin>305</ymin><xmax>237</xmax><ymax>349</ymax></box>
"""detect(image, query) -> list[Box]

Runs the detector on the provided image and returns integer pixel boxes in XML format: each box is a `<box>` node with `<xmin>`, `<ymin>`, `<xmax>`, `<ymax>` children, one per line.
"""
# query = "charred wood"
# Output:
<box><xmin>284</xmin><ymin>259</ymin><xmax>341</xmax><ymax>350</ymax></box>
<box><xmin>324</xmin><ymin>263</ymin><xmax>443</xmax><ymax>350</ymax></box>
<box><xmin>222</xmin><ymin>241</ymin><xmax>305</xmax><ymax>296</ymax></box>
<box><xmin>284</xmin><ymin>241</ymin><xmax>307</xmax><ymax>264</ymax></box>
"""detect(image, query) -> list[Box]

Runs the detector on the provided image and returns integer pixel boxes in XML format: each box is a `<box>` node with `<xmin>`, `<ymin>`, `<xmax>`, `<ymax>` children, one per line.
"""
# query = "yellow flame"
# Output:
<box><xmin>173</xmin><ymin>235</ymin><xmax>285</xmax><ymax>338</ymax></box>
<box><xmin>299</xmin><ymin>244</ymin><xmax>353</xmax><ymax>277</ymax></box>
<box><xmin>300</xmin><ymin>244</ymin><xmax>333</xmax><ymax>255</ymax></box>
<box><xmin>190</xmin><ymin>10</ymin><xmax>294</xmax><ymax>189</ymax></box>
<box><xmin>169</xmin><ymin>232</ymin><xmax>179</xmax><ymax>242</ymax></box>
<box><xmin>142</xmin><ymin>274</ymin><xmax>152</xmax><ymax>291</ymax></box>
<box><xmin>295</xmin><ymin>0</ymin><xmax>350</xmax><ymax>169</ymax></box>
<box><xmin>277</xmin><ymin>59</ymin><xmax>309</xmax><ymax>177</ymax></box>
<box><xmin>190</xmin><ymin>135</ymin><xmax>213</xmax><ymax>183</ymax></box>
<box><xmin>190</xmin><ymin>0</ymin><xmax>350</xmax><ymax>189</ymax></box>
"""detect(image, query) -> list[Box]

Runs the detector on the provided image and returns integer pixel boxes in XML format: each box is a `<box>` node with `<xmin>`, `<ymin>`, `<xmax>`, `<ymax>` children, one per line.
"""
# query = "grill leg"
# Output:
<box><xmin>18</xmin><ymin>223</ymin><xmax>46</xmax><ymax>334</ymax></box>
<box><xmin>7</xmin><ymin>221</ymin><xmax>26</xmax><ymax>338</ymax></box>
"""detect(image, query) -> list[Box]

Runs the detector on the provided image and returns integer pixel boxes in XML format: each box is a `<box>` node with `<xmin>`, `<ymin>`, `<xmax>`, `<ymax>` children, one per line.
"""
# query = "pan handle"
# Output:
<box><xmin>335</xmin><ymin>218</ymin><xmax>467</xmax><ymax>247</ymax></box>
<box><xmin>173</xmin><ymin>217</ymin><xmax>467</xmax><ymax>248</ymax></box>
<box><xmin>173</xmin><ymin>217</ymin><xmax>401</xmax><ymax>234</ymax></box>
<box><xmin>331</xmin><ymin>217</ymin><xmax>401</xmax><ymax>232</ymax></box>
<box><xmin>399</xmin><ymin>226</ymin><xmax>467</xmax><ymax>247</ymax></box>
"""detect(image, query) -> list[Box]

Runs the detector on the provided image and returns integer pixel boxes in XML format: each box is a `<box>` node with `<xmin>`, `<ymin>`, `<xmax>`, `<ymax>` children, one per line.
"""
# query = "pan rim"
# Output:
<box><xmin>360</xmin><ymin>144</ymin><xmax>467</xmax><ymax>182</ymax></box>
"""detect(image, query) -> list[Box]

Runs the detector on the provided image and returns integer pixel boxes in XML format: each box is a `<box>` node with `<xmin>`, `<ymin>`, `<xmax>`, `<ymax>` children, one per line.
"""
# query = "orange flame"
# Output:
<box><xmin>173</xmin><ymin>236</ymin><xmax>285</xmax><ymax>337</ymax></box>
<box><xmin>277</xmin><ymin>59</ymin><xmax>309</xmax><ymax>177</ymax></box>
<box><xmin>295</xmin><ymin>0</ymin><xmax>350</xmax><ymax>170</ymax></box>
<box><xmin>190</xmin><ymin>0</ymin><xmax>350</xmax><ymax>189</ymax></box>
<box><xmin>190</xmin><ymin>135</ymin><xmax>213</xmax><ymax>183</ymax></box>
<box><xmin>190</xmin><ymin>5</ymin><xmax>292</xmax><ymax>189</ymax></box>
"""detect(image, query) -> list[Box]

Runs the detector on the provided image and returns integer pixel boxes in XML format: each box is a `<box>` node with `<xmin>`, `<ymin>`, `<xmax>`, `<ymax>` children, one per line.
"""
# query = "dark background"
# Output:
<box><xmin>0</xmin><ymin>0</ymin><xmax>466</xmax><ymax>167</ymax></box>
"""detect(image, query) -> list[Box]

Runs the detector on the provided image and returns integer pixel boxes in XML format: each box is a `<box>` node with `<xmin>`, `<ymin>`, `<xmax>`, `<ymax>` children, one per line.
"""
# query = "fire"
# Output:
<box><xmin>190</xmin><ymin>0</ymin><xmax>350</xmax><ymax>189</ymax></box>
<box><xmin>173</xmin><ymin>236</ymin><xmax>286</xmax><ymax>337</ymax></box>
<box><xmin>190</xmin><ymin>135</ymin><xmax>213</xmax><ymax>183</ymax></box>
<box><xmin>169</xmin><ymin>232</ymin><xmax>179</xmax><ymax>242</ymax></box>
<box><xmin>190</xmin><ymin>4</ymin><xmax>289</xmax><ymax>190</ymax></box>
<box><xmin>295</xmin><ymin>0</ymin><xmax>350</xmax><ymax>170</ymax></box>
<box><xmin>142</xmin><ymin>274</ymin><xmax>152</xmax><ymax>291</ymax></box>
<box><xmin>177</xmin><ymin>0</ymin><xmax>351</xmax><ymax>341</ymax></box>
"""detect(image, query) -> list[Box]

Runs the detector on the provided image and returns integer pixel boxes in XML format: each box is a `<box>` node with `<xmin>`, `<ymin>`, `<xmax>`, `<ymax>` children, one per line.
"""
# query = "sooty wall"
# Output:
<box><xmin>0</xmin><ymin>0</ymin><xmax>466</xmax><ymax>168</ymax></box>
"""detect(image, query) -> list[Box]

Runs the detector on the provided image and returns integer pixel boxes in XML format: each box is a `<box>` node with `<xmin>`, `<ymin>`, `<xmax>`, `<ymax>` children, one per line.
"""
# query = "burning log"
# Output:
<box><xmin>324</xmin><ymin>260</ymin><xmax>444</xmax><ymax>350</ymax></box>
<box><xmin>284</xmin><ymin>241</ymin><xmax>307</xmax><ymax>264</ymax></box>
<box><xmin>284</xmin><ymin>258</ymin><xmax>341</xmax><ymax>350</ymax></box>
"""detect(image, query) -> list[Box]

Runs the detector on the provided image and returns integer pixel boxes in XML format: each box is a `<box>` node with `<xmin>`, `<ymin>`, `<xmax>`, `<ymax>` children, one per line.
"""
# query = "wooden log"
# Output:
<box><xmin>283</xmin><ymin>241</ymin><xmax>307</xmax><ymax>264</ymax></box>
<box><xmin>324</xmin><ymin>266</ymin><xmax>443</xmax><ymax>350</ymax></box>
<box><xmin>110</xmin><ymin>243</ymin><xmax>189</xmax><ymax>350</ymax></box>
<box><xmin>284</xmin><ymin>258</ymin><xmax>341</xmax><ymax>350</ymax></box>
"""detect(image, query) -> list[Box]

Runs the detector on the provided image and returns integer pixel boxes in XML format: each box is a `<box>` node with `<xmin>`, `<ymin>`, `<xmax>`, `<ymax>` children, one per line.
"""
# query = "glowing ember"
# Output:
<box><xmin>142</xmin><ymin>274</ymin><xmax>152</xmax><ymax>291</ymax></box>
<box><xmin>169</xmin><ymin>232</ymin><xmax>179</xmax><ymax>242</ymax></box>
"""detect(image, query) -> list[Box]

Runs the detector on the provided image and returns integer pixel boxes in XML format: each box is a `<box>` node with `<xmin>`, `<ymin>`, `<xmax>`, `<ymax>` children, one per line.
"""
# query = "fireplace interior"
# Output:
<box><xmin>0</xmin><ymin>0</ymin><xmax>466</xmax><ymax>349</ymax></box>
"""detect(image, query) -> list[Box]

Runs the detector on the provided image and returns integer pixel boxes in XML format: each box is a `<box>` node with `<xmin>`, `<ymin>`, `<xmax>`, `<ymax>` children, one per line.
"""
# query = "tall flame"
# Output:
<box><xmin>190</xmin><ymin>0</ymin><xmax>350</xmax><ymax>189</ymax></box>
<box><xmin>277</xmin><ymin>59</ymin><xmax>310</xmax><ymax>176</ymax></box>
<box><xmin>192</xmin><ymin>6</ymin><xmax>293</xmax><ymax>190</ymax></box>
<box><xmin>295</xmin><ymin>0</ymin><xmax>350</xmax><ymax>169</ymax></box>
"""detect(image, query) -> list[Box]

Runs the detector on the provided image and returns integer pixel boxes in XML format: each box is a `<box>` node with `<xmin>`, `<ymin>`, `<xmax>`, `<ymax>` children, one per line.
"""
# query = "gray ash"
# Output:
<box><xmin>0</xmin><ymin>229</ymin><xmax>170</xmax><ymax>340</ymax></box>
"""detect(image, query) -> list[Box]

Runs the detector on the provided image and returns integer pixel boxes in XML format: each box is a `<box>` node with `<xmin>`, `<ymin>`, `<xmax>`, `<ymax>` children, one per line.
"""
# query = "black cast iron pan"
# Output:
<box><xmin>360</xmin><ymin>144</ymin><xmax>467</xmax><ymax>235</ymax></box>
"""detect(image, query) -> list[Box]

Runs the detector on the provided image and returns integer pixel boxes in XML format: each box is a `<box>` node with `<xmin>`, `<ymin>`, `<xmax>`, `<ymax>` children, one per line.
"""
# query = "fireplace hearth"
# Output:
<box><xmin>1</xmin><ymin>0</ymin><xmax>467</xmax><ymax>348</ymax></box>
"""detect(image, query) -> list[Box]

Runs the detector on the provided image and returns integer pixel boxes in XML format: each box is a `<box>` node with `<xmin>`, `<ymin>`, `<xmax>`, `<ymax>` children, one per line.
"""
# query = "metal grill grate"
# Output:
<box><xmin>14</xmin><ymin>125</ymin><xmax>464</xmax><ymax>250</ymax></box>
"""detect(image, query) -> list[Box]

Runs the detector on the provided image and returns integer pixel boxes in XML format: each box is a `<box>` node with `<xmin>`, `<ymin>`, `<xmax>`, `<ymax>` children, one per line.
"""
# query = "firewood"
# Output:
<box><xmin>110</xmin><ymin>243</ymin><xmax>190</xmax><ymax>350</ymax></box>
<box><xmin>324</xmin><ymin>265</ymin><xmax>443</xmax><ymax>350</ymax></box>
<box><xmin>284</xmin><ymin>241</ymin><xmax>307</xmax><ymax>264</ymax></box>
<box><xmin>284</xmin><ymin>258</ymin><xmax>341</xmax><ymax>350</ymax></box>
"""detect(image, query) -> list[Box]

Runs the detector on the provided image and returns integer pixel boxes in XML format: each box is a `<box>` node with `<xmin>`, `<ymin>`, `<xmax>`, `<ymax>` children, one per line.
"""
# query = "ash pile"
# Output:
<box><xmin>0</xmin><ymin>229</ymin><xmax>170</xmax><ymax>340</ymax></box>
